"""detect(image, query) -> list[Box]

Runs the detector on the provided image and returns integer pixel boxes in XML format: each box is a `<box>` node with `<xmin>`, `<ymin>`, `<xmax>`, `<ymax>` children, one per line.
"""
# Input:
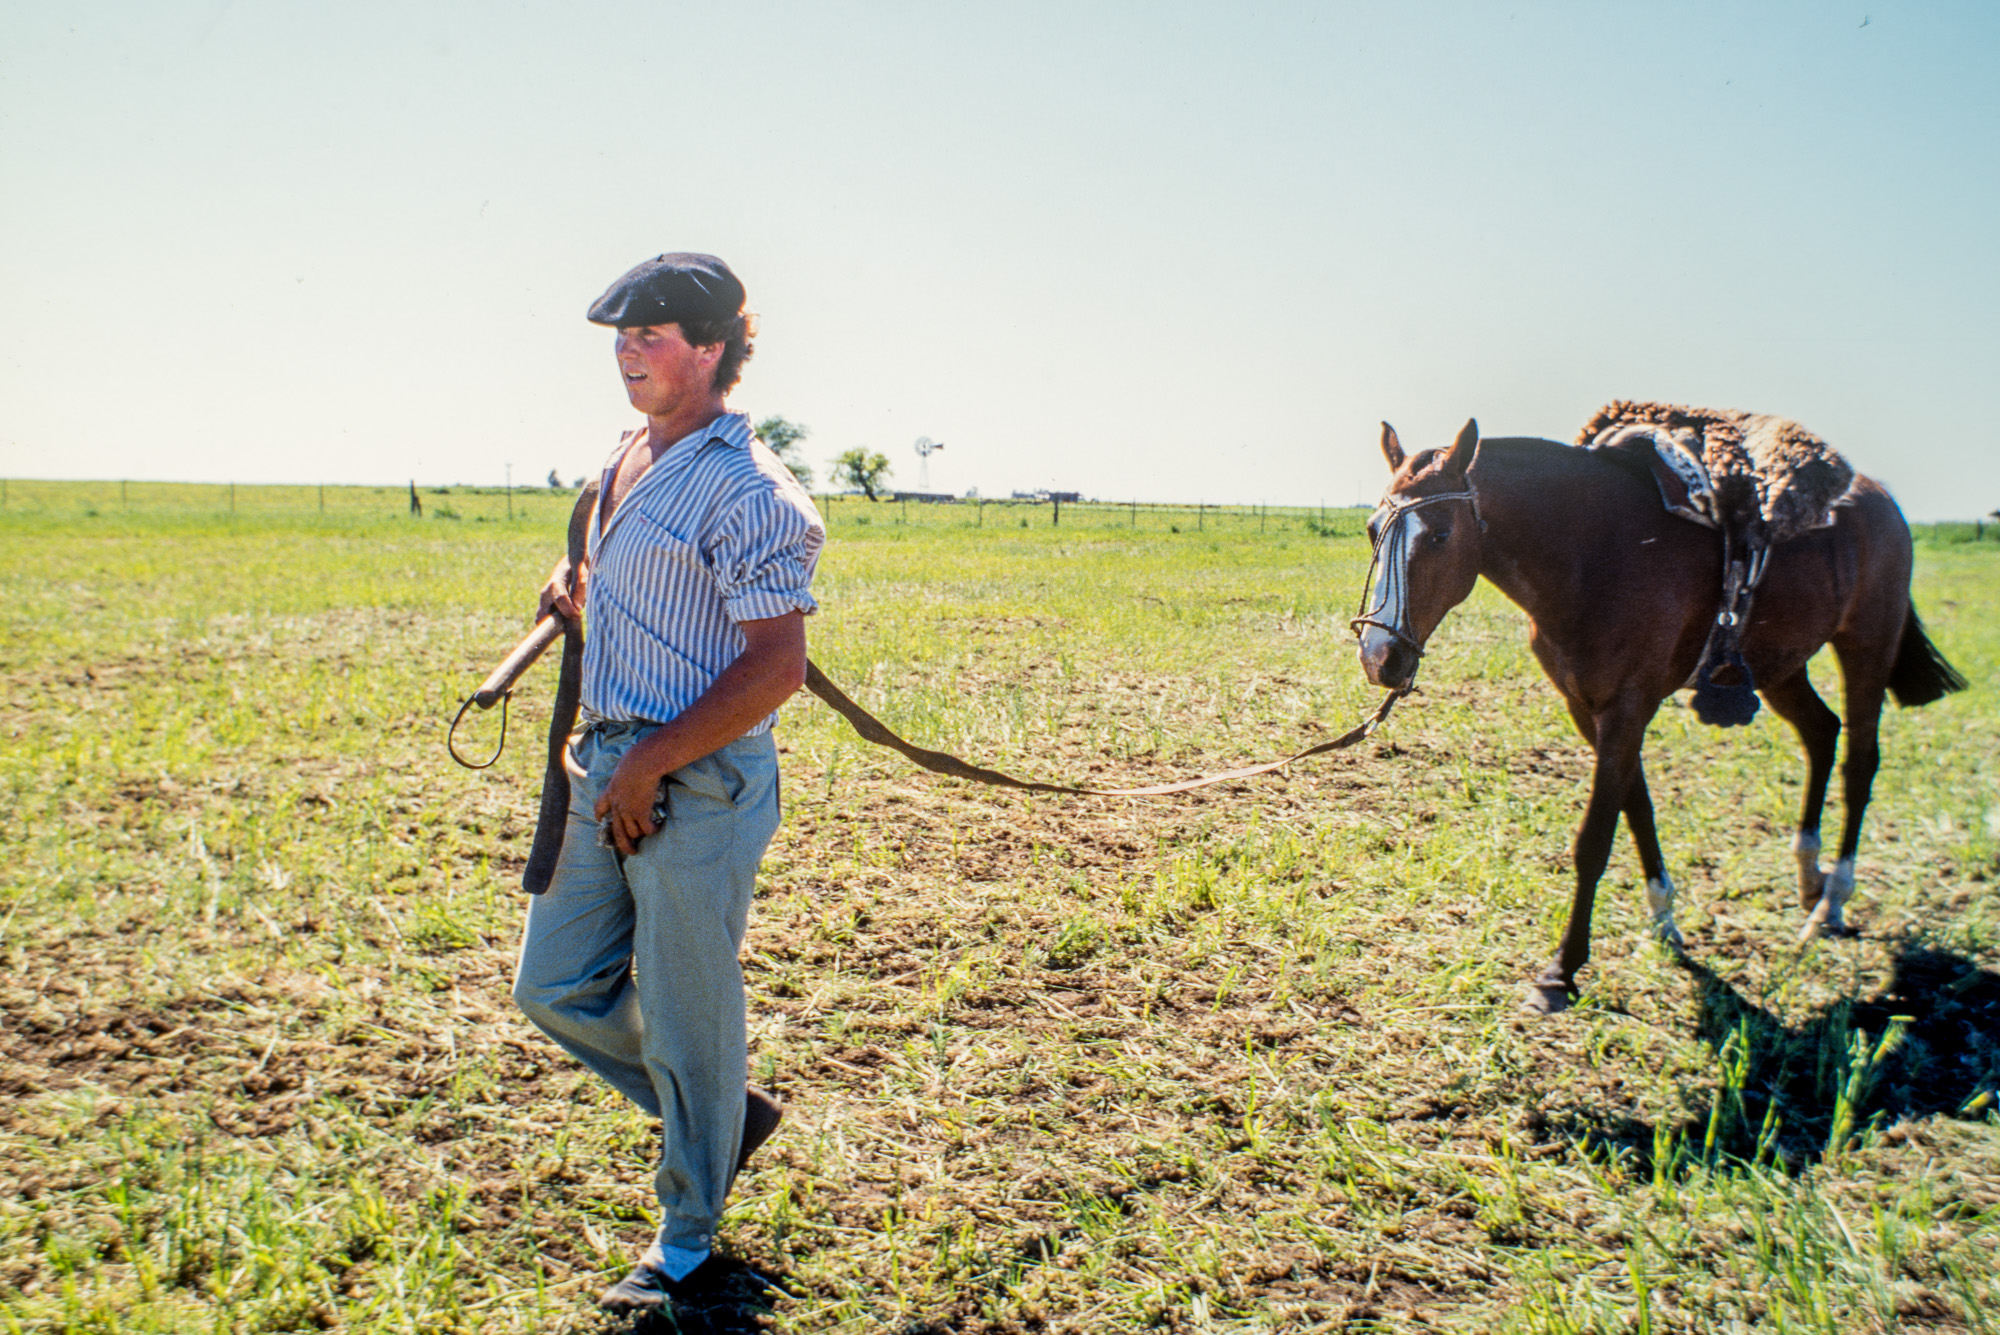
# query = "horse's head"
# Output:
<box><xmin>1354</xmin><ymin>419</ymin><xmax>1485</xmax><ymax>691</ymax></box>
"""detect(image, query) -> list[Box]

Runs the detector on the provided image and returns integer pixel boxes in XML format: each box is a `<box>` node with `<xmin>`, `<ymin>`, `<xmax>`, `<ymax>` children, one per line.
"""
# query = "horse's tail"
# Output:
<box><xmin>1888</xmin><ymin>604</ymin><xmax>1967</xmax><ymax>707</ymax></box>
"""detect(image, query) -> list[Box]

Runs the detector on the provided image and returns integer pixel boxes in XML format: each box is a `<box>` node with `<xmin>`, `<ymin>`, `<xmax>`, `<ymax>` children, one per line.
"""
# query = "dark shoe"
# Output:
<box><xmin>598</xmin><ymin>1260</ymin><xmax>671</xmax><ymax>1314</ymax></box>
<box><xmin>598</xmin><ymin>1254</ymin><xmax>727</xmax><ymax>1314</ymax></box>
<box><xmin>739</xmin><ymin>1086</ymin><xmax>785</xmax><ymax>1171</ymax></box>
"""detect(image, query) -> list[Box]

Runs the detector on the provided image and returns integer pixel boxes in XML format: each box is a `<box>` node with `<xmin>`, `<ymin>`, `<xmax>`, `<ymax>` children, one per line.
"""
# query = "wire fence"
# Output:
<box><xmin>0</xmin><ymin>479</ymin><xmax>1376</xmax><ymax>537</ymax></box>
<box><xmin>0</xmin><ymin>479</ymin><xmax>579</xmax><ymax>525</ymax></box>
<box><xmin>816</xmin><ymin>493</ymin><xmax>1371</xmax><ymax>537</ymax></box>
<box><xmin>0</xmin><ymin>478</ymin><xmax>1992</xmax><ymax>543</ymax></box>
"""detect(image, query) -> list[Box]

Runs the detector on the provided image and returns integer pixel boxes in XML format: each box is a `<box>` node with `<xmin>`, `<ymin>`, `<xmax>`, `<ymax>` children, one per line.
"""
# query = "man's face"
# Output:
<box><xmin>614</xmin><ymin>323</ymin><xmax>721</xmax><ymax>416</ymax></box>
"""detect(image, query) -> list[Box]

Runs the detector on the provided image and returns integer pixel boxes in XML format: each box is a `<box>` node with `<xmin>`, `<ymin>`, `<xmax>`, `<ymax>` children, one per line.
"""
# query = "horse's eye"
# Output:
<box><xmin>1429</xmin><ymin>526</ymin><xmax>1453</xmax><ymax>546</ymax></box>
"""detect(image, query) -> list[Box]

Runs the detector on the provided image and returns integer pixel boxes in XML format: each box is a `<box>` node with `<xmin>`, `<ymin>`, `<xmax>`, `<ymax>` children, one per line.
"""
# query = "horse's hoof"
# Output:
<box><xmin>1798</xmin><ymin>897</ymin><xmax>1857</xmax><ymax>943</ymax></box>
<box><xmin>1521</xmin><ymin>983</ymin><xmax>1574</xmax><ymax>1015</ymax></box>
<box><xmin>1797</xmin><ymin>909</ymin><xmax>1856</xmax><ymax>942</ymax></box>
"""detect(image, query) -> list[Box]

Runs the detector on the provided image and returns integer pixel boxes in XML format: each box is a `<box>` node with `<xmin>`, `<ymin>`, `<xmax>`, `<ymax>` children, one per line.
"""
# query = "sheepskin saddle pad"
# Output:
<box><xmin>1577</xmin><ymin>400</ymin><xmax>1856</xmax><ymax>546</ymax></box>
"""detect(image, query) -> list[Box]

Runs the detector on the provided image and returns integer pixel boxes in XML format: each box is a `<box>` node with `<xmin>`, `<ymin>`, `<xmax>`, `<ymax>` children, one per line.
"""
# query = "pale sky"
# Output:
<box><xmin>3</xmin><ymin>2</ymin><xmax>1996</xmax><ymax>516</ymax></box>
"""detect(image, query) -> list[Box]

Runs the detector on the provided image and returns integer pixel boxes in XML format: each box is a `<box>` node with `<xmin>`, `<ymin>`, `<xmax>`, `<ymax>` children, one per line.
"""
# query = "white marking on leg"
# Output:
<box><xmin>1644</xmin><ymin>874</ymin><xmax>1685</xmax><ymax>949</ymax></box>
<box><xmin>1822</xmin><ymin>857</ymin><xmax>1855</xmax><ymax>931</ymax></box>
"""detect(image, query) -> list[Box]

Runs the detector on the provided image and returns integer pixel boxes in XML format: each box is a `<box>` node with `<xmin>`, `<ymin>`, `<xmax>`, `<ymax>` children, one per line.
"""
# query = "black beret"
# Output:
<box><xmin>587</xmin><ymin>253</ymin><xmax>745</xmax><ymax>328</ymax></box>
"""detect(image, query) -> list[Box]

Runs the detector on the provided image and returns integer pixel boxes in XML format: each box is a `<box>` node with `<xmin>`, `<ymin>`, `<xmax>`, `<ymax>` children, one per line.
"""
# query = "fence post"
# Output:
<box><xmin>1198</xmin><ymin>502</ymin><xmax>1204</xmax><ymax>531</ymax></box>
<box><xmin>1053</xmin><ymin>497</ymin><xmax>1061</xmax><ymax>527</ymax></box>
<box><xmin>122</xmin><ymin>479</ymin><xmax>128</xmax><ymax>509</ymax></box>
<box><xmin>1260</xmin><ymin>503</ymin><xmax>1266</xmax><ymax>533</ymax></box>
<box><xmin>319</xmin><ymin>484</ymin><xmax>325</xmax><ymax>513</ymax></box>
<box><xmin>977</xmin><ymin>499</ymin><xmax>984</xmax><ymax>527</ymax></box>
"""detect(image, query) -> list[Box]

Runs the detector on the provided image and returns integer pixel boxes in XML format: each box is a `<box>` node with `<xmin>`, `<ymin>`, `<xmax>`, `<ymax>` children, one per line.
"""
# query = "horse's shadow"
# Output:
<box><xmin>1566</xmin><ymin>945</ymin><xmax>2000</xmax><ymax>1176</ymax></box>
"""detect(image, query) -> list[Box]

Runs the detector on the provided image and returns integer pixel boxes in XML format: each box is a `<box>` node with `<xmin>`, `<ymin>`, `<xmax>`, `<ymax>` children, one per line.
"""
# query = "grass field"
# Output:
<box><xmin>1</xmin><ymin>482</ymin><xmax>1996</xmax><ymax>1334</ymax></box>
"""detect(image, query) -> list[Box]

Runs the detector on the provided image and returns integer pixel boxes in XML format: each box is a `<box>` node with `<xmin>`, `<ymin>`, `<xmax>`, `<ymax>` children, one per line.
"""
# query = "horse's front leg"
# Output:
<box><xmin>1560</xmin><ymin>700</ymin><xmax>1684</xmax><ymax>949</ymax></box>
<box><xmin>1621</xmin><ymin>762</ymin><xmax>1685</xmax><ymax>950</ymax></box>
<box><xmin>1760</xmin><ymin>670</ymin><xmax>1840</xmax><ymax>915</ymax></box>
<box><xmin>1525</xmin><ymin>701</ymin><xmax>1652</xmax><ymax>1014</ymax></box>
<box><xmin>1802</xmin><ymin>673</ymin><xmax>1888</xmax><ymax>940</ymax></box>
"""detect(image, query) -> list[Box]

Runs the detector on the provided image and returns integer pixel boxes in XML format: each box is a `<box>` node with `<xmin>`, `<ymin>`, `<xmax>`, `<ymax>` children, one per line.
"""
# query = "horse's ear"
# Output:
<box><xmin>1380</xmin><ymin>422</ymin><xmax>1406</xmax><ymax>471</ymax></box>
<box><xmin>1442</xmin><ymin>418</ymin><xmax>1480</xmax><ymax>478</ymax></box>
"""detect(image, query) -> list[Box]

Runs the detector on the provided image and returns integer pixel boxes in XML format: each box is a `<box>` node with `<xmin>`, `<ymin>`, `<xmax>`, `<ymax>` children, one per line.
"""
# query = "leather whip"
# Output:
<box><xmin>521</xmin><ymin>480</ymin><xmax>599</xmax><ymax>892</ymax></box>
<box><xmin>447</xmin><ymin>481</ymin><xmax>600</xmax><ymax>893</ymax></box>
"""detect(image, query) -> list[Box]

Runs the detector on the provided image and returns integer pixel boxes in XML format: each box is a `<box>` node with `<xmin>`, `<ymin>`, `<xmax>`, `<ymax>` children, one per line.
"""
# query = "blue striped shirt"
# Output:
<box><xmin>581</xmin><ymin>412</ymin><xmax>825</xmax><ymax>732</ymax></box>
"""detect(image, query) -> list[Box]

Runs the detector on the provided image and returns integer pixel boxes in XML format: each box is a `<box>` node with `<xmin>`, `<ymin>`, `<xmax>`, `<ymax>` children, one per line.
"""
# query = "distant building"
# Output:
<box><xmin>889</xmin><ymin>490</ymin><xmax>958</xmax><ymax>504</ymax></box>
<box><xmin>1008</xmin><ymin>489</ymin><xmax>1082</xmax><ymax>503</ymax></box>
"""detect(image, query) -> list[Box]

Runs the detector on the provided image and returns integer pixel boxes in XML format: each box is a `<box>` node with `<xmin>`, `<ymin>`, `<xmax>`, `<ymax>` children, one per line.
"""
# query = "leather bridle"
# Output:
<box><xmin>1349</xmin><ymin>484</ymin><xmax>1483</xmax><ymax>667</ymax></box>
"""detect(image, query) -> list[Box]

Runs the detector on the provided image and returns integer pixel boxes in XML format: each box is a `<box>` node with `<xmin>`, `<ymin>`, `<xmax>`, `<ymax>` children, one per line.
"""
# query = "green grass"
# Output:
<box><xmin>0</xmin><ymin>482</ymin><xmax>1996</xmax><ymax>1333</ymax></box>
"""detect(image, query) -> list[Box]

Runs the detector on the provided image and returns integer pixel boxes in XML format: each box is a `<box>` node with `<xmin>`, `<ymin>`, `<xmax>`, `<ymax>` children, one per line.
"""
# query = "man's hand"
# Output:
<box><xmin>596</xmin><ymin>750</ymin><xmax>664</xmax><ymax>855</ymax></box>
<box><xmin>539</xmin><ymin>555</ymin><xmax>587</xmax><ymax>621</ymax></box>
<box><xmin>590</xmin><ymin>612</ymin><xmax>807</xmax><ymax>856</ymax></box>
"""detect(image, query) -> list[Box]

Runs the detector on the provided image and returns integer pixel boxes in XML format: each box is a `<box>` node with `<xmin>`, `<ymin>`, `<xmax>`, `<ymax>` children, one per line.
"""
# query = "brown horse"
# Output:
<box><xmin>1355</xmin><ymin>419</ymin><xmax>1966</xmax><ymax>1013</ymax></box>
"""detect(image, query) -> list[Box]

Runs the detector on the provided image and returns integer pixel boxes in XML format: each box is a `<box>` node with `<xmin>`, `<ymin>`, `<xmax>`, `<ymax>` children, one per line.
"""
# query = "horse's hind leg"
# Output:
<box><xmin>1758</xmin><ymin>669</ymin><xmax>1841</xmax><ymax>912</ymax></box>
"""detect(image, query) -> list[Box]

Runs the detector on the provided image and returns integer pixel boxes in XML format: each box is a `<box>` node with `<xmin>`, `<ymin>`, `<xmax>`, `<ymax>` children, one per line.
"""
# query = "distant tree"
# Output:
<box><xmin>755</xmin><ymin>415</ymin><xmax>815</xmax><ymax>489</ymax></box>
<box><xmin>832</xmin><ymin>448</ymin><xmax>892</xmax><ymax>501</ymax></box>
<box><xmin>546</xmin><ymin>468</ymin><xmax>564</xmax><ymax>489</ymax></box>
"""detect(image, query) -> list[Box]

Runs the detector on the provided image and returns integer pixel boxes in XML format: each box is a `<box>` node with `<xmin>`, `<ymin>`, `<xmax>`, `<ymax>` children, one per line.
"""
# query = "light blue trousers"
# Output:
<box><xmin>511</xmin><ymin>722</ymin><xmax>781</xmax><ymax>1252</ymax></box>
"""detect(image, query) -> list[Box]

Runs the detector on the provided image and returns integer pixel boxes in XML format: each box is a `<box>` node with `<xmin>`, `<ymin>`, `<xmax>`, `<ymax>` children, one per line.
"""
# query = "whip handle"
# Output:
<box><xmin>473</xmin><ymin>613</ymin><xmax>566</xmax><ymax>709</ymax></box>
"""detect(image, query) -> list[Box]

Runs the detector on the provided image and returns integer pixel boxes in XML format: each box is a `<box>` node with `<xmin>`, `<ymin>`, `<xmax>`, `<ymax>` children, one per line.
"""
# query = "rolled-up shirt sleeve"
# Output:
<box><xmin>708</xmin><ymin>485</ymin><xmax>825</xmax><ymax>623</ymax></box>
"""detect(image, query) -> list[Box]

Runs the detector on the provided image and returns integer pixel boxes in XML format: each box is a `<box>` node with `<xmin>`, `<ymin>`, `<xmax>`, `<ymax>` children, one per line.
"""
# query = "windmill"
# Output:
<box><xmin>913</xmin><ymin>436</ymin><xmax>945</xmax><ymax>490</ymax></box>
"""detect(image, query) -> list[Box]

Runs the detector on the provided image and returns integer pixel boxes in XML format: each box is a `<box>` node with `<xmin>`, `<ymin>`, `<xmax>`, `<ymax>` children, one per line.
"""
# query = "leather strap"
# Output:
<box><xmin>521</xmin><ymin>479</ymin><xmax>600</xmax><ymax>893</ymax></box>
<box><xmin>802</xmin><ymin>661</ymin><xmax>1404</xmax><ymax>797</ymax></box>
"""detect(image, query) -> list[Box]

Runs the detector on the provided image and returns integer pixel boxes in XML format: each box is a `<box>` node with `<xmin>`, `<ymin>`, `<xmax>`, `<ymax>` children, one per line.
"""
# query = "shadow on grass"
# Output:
<box><xmin>1571</xmin><ymin>945</ymin><xmax>2000</xmax><ymax>1178</ymax></box>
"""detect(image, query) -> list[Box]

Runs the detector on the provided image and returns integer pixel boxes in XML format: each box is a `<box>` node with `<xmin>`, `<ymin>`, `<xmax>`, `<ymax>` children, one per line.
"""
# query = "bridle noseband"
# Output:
<box><xmin>1349</xmin><ymin>483</ymin><xmax>1483</xmax><ymax>667</ymax></box>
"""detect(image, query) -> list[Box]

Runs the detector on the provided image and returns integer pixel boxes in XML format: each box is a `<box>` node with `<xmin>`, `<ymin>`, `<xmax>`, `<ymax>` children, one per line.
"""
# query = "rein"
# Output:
<box><xmin>1349</xmin><ymin>484</ymin><xmax>1482</xmax><ymax>667</ymax></box>
<box><xmin>452</xmin><ymin>649</ymin><xmax>1407</xmax><ymax>798</ymax></box>
<box><xmin>800</xmin><ymin>662</ymin><xmax>1405</xmax><ymax>797</ymax></box>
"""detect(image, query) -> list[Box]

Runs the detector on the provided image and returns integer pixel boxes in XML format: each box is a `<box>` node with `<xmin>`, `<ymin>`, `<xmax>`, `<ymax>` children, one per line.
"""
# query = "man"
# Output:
<box><xmin>511</xmin><ymin>252</ymin><xmax>825</xmax><ymax>1313</ymax></box>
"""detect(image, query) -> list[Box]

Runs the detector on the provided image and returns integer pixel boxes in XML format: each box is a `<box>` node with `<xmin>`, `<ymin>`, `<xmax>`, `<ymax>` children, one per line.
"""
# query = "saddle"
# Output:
<box><xmin>1579</xmin><ymin>400</ymin><xmax>1856</xmax><ymax>726</ymax></box>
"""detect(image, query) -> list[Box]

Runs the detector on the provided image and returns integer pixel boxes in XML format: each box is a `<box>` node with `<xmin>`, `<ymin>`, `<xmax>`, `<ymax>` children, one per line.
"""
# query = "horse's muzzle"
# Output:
<box><xmin>1358</xmin><ymin>626</ymin><xmax>1419</xmax><ymax>691</ymax></box>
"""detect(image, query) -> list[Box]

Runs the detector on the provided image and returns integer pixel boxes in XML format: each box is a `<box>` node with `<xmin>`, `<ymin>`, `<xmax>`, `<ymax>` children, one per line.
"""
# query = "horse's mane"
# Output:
<box><xmin>1471</xmin><ymin>435</ymin><xmax>1658</xmax><ymax>489</ymax></box>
